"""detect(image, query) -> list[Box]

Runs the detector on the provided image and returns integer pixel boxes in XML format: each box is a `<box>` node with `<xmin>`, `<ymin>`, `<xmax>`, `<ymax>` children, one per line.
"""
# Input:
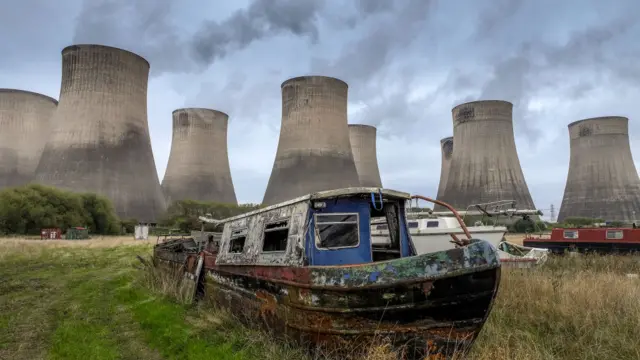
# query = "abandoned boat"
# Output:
<box><xmin>152</xmin><ymin>187</ymin><xmax>502</xmax><ymax>359</ymax></box>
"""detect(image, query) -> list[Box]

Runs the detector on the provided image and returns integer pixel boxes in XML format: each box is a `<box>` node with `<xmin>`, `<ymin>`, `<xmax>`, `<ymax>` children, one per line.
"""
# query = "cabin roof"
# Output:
<box><xmin>206</xmin><ymin>187</ymin><xmax>411</xmax><ymax>224</ymax></box>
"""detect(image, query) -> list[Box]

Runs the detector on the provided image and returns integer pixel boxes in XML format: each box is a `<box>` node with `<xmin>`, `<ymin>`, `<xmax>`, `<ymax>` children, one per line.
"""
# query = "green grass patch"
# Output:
<box><xmin>0</xmin><ymin>241</ymin><xmax>305</xmax><ymax>360</ymax></box>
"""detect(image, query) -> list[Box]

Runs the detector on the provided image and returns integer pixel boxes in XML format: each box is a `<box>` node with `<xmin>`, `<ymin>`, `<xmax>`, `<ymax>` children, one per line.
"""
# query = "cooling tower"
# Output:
<box><xmin>34</xmin><ymin>44</ymin><xmax>166</xmax><ymax>223</ymax></box>
<box><xmin>0</xmin><ymin>89</ymin><xmax>57</xmax><ymax>189</ymax></box>
<box><xmin>262</xmin><ymin>76</ymin><xmax>361</xmax><ymax>205</ymax></box>
<box><xmin>440</xmin><ymin>100</ymin><xmax>536</xmax><ymax>210</ymax></box>
<box><xmin>162</xmin><ymin>108</ymin><xmax>237</xmax><ymax>205</ymax></box>
<box><xmin>434</xmin><ymin>136</ymin><xmax>453</xmax><ymax>211</ymax></box>
<box><xmin>348</xmin><ymin>124</ymin><xmax>382</xmax><ymax>187</ymax></box>
<box><xmin>557</xmin><ymin>116</ymin><xmax>640</xmax><ymax>223</ymax></box>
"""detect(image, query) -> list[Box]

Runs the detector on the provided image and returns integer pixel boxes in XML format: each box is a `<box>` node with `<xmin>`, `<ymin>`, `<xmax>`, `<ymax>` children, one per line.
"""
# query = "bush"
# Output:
<box><xmin>160</xmin><ymin>199</ymin><xmax>262</xmax><ymax>233</ymax></box>
<box><xmin>0</xmin><ymin>184</ymin><xmax>121</xmax><ymax>235</ymax></box>
<box><xmin>562</xmin><ymin>217</ymin><xmax>604</xmax><ymax>226</ymax></box>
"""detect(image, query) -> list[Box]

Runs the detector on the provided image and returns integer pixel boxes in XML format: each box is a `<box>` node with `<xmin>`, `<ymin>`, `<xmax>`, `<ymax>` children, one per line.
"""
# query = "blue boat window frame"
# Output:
<box><xmin>228</xmin><ymin>227</ymin><xmax>248</xmax><ymax>254</ymax></box>
<box><xmin>313</xmin><ymin>212</ymin><xmax>361</xmax><ymax>251</ymax></box>
<box><xmin>260</xmin><ymin>218</ymin><xmax>290</xmax><ymax>253</ymax></box>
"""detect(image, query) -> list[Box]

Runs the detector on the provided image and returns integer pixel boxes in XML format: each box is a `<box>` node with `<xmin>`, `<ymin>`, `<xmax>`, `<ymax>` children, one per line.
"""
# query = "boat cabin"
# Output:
<box><xmin>214</xmin><ymin>187</ymin><xmax>415</xmax><ymax>267</ymax></box>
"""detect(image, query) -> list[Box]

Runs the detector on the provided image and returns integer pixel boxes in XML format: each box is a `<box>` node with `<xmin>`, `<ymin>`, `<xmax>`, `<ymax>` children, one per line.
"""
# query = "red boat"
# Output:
<box><xmin>523</xmin><ymin>227</ymin><xmax>640</xmax><ymax>254</ymax></box>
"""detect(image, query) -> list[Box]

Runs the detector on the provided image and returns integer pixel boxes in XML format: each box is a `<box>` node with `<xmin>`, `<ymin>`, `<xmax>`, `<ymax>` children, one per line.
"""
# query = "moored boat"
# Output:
<box><xmin>153</xmin><ymin>187</ymin><xmax>502</xmax><ymax>359</ymax></box>
<box><xmin>524</xmin><ymin>227</ymin><xmax>640</xmax><ymax>254</ymax></box>
<box><xmin>372</xmin><ymin>199</ymin><xmax>548</xmax><ymax>267</ymax></box>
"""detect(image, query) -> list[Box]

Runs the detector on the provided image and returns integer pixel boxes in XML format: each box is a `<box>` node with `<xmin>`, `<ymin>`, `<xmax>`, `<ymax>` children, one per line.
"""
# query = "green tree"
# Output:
<box><xmin>0</xmin><ymin>184</ymin><xmax>120</xmax><ymax>235</ymax></box>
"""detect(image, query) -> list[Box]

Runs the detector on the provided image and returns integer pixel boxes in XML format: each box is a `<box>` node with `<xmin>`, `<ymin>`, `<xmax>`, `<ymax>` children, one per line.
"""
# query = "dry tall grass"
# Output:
<box><xmin>3</xmin><ymin>238</ymin><xmax>640</xmax><ymax>360</ymax></box>
<box><xmin>140</xmin><ymin>251</ymin><xmax>640</xmax><ymax>360</ymax></box>
<box><xmin>0</xmin><ymin>236</ymin><xmax>153</xmax><ymax>261</ymax></box>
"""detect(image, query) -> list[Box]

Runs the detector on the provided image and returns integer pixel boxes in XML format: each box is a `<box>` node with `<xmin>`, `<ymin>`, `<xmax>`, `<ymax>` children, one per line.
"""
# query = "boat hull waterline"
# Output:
<box><xmin>154</xmin><ymin>240</ymin><xmax>501</xmax><ymax>358</ymax></box>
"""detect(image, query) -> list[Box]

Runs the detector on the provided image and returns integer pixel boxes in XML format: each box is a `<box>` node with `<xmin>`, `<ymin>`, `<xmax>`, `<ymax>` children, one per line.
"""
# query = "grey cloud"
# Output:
<box><xmin>472</xmin><ymin>0</ymin><xmax>524</xmax><ymax>41</ymax></box>
<box><xmin>446</xmin><ymin>9</ymin><xmax>640</xmax><ymax>145</ymax></box>
<box><xmin>312</xmin><ymin>0</ymin><xmax>432</xmax><ymax>83</ymax></box>
<box><xmin>73</xmin><ymin>0</ymin><xmax>330</xmax><ymax>76</ymax></box>
<box><xmin>355</xmin><ymin>0</ymin><xmax>394</xmax><ymax>15</ymax></box>
<box><xmin>191</xmin><ymin>0</ymin><xmax>326</xmax><ymax>67</ymax></box>
<box><xmin>73</xmin><ymin>0</ymin><xmax>187</xmax><ymax>75</ymax></box>
<box><xmin>308</xmin><ymin>0</ymin><xmax>434</xmax><ymax>134</ymax></box>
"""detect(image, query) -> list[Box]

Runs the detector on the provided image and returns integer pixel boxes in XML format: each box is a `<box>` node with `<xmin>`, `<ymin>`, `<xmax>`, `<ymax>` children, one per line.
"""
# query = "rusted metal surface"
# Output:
<box><xmin>203</xmin><ymin>240</ymin><xmax>501</xmax><ymax>359</ymax></box>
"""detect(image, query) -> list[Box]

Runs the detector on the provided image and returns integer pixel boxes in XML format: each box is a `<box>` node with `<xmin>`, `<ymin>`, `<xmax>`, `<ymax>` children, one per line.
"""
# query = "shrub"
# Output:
<box><xmin>0</xmin><ymin>184</ymin><xmax>120</xmax><ymax>235</ymax></box>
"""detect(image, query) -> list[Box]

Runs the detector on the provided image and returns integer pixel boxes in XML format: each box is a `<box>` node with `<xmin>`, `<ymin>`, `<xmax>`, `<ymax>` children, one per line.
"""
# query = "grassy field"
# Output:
<box><xmin>1</xmin><ymin>238</ymin><xmax>640</xmax><ymax>360</ymax></box>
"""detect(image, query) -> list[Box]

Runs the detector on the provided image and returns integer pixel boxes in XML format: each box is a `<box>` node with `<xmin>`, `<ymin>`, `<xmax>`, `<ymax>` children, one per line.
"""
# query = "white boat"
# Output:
<box><xmin>371</xmin><ymin>215</ymin><xmax>507</xmax><ymax>253</ymax></box>
<box><xmin>371</xmin><ymin>198</ymin><xmax>550</xmax><ymax>267</ymax></box>
<box><xmin>496</xmin><ymin>241</ymin><xmax>549</xmax><ymax>269</ymax></box>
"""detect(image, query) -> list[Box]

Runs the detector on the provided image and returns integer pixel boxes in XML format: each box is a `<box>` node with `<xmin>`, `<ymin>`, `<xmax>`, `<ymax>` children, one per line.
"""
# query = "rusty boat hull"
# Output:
<box><xmin>201</xmin><ymin>239</ymin><xmax>501</xmax><ymax>359</ymax></box>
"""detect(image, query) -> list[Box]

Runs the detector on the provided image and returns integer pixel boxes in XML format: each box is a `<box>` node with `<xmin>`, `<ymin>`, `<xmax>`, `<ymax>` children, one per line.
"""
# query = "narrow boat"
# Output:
<box><xmin>524</xmin><ymin>227</ymin><xmax>640</xmax><ymax>254</ymax></box>
<box><xmin>153</xmin><ymin>187</ymin><xmax>502</xmax><ymax>359</ymax></box>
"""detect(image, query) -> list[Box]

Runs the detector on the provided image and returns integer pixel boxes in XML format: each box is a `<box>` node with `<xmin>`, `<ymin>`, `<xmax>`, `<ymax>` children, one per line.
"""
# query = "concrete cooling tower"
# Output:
<box><xmin>348</xmin><ymin>124</ymin><xmax>382</xmax><ymax>187</ymax></box>
<box><xmin>34</xmin><ymin>44</ymin><xmax>166</xmax><ymax>223</ymax></box>
<box><xmin>440</xmin><ymin>100</ymin><xmax>536</xmax><ymax>210</ymax></box>
<box><xmin>434</xmin><ymin>136</ymin><xmax>453</xmax><ymax>211</ymax></box>
<box><xmin>0</xmin><ymin>89</ymin><xmax>57</xmax><ymax>189</ymax></box>
<box><xmin>162</xmin><ymin>108</ymin><xmax>237</xmax><ymax>205</ymax></box>
<box><xmin>262</xmin><ymin>76</ymin><xmax>360</xmax><ymax>205</ymax></box>
<box><xmin>558</xmin><ymin>116</ymin><xmax>640</xmax><ymax>223</ymax></box>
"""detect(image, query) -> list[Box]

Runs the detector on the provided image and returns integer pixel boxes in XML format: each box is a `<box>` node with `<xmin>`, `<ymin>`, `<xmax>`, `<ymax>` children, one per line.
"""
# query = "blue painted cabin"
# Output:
<box><xmin>213</xmin><ymin>187</ymin><xmax>416</xmax><ymax>267</ymax></box>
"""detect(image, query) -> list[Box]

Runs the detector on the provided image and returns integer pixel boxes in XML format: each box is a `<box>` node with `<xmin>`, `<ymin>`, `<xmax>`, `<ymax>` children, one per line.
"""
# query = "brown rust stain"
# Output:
<box><xmin>256</xmin><ymin>290</ymin><xmax>278</xmax><ymax>318</ymax></box>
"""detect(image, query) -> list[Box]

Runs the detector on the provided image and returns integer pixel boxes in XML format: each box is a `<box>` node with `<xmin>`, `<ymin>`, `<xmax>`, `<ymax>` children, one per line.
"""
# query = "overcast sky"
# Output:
<box><xmin>2</xmin><ymin>0</ymin><xmax>640</xmax><ymax>220</ymax></box>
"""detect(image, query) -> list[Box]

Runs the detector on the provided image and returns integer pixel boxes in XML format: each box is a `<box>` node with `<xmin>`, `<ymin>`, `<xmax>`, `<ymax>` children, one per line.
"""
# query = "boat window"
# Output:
<box><xmin>408</xmin><ymin>221</ymin><xmax>419</xmax><ymax>228</ymax></box>
<box><xmin>426</xmin><ymin>221</ymin><xmax>439</xmax><ymax>228</ymax></box>
<box><xmin>229</xmin><ymin>236</ymin><xmax>246</xmax><ymax>253</ymax></box>
<box><xmin>229</xmin><ymin>228</ymin><xmax>247</xmax><ymax>253</ymax></box>
<box><xmin>606</xmin><ymin>230</ymin><xmax>624</xmax><ymax>240</ymax></box>
<box><xmin>563</xmin><ymin>230</ymin><xmax>579</xmax><ymax>239</ymax></box>
<box><xmin>375</xmin><ymin>224</ymin><xmax>388</xmax><ymax>230</ymax></box>
<box><xmin>262</xmin><ymin>220</ymin><xmax>289</xmax><ymax>252</ymax></box>
<box><xmin>315</xmin><ymin>213</ymin><xmax>359</xmax><ymax>249</ymax></box>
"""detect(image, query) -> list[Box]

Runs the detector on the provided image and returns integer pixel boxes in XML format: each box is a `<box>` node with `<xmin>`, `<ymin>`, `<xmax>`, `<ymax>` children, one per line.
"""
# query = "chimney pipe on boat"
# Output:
<box><xmin>558</xmin><ymin>116</ymin><xmax>640</xmax><ymax>222</ymax></box>
<box><xmin>262</xmin><ymin>76</ymin><xmax>360</xmax><ymax>205</ymax></box>
<box><xmin>440</xmin><ymin>100</ymin><xmax>536</xmax><ymax>212</ymax></box>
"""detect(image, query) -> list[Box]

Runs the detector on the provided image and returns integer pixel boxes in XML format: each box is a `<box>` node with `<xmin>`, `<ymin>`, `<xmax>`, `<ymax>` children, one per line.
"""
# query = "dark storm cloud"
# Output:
<box><xmin>73</xmin><ymin>0</ymin><xmax>336</xmax><ymax>75</ymax></box>
<box><xmin>73</xmin><ymin>0</ymin><xmax>186</xmax><ymax>75</ymax></box>
<box><xmin>190</xmin><ymin>0</ymin><xmax>326</xmax><ymax>67</ymax></box>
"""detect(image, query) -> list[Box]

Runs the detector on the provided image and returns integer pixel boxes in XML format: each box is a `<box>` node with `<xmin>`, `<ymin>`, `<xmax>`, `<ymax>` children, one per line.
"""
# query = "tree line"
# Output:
<box><xmin>0</xmin><ymin>184</ymin><xmax>628</xmax><ymax>236</ymax></box>
<box><xmin>0</xmin><ymin>184</ymin><xmax>261</xmax><ymax>236</ymax></box>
